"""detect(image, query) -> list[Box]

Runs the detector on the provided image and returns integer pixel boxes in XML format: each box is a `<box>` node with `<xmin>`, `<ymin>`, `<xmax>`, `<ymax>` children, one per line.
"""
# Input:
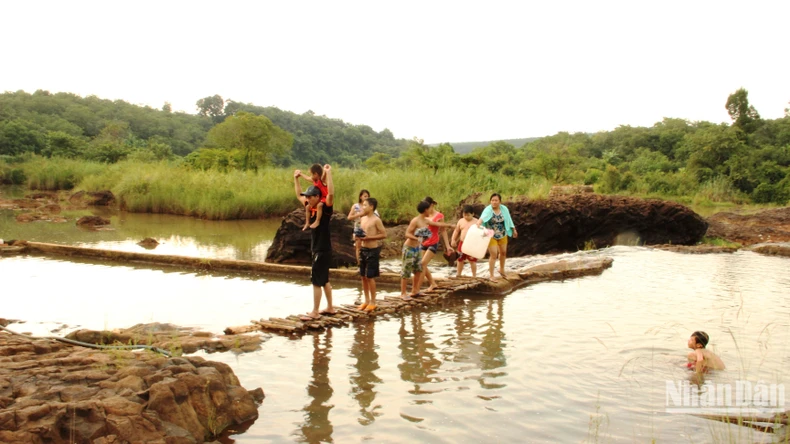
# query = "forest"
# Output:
<box><xmin>1</xmin><ymin>88</ymin><xmax>789</xmax><ymax>220</ymax></box>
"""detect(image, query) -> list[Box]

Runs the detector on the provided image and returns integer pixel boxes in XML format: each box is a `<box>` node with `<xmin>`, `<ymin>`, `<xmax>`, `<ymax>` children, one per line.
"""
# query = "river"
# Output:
<box><xmin>2</xmin><ymin>205</ymin><xmax>790</xmax><ymax>442</ymax></box>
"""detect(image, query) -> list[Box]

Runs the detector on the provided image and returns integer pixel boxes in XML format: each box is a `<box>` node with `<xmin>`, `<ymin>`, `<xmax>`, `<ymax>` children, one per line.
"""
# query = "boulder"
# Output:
<box><xmin>70</xmin><ymin>190</ymin><xmax>116</xmax><ymax>206</ymax></box>
<box><xmin>138</xmin><ymin>238</ymin><xmax>160</xmax><ymax>249</ymax></box>
<box><xmin>76</xmin><ymin>216</ymin><xmax>111</xmax><ymax>227</ymax></box>
<box><xmin>453</xmin><ymin>193</ymin><xmax>708</xmax><ymax>255</ymax></box>
<box><xmin>266</xmin><ymin>208</ymin><xmax>356</xmax><ymax>267</ymax></box>
<box><xmin>705</xmin><ymin>207</ymin><xmax>790</xmax><ymax>245</ymax></box>
<box><xmin>0</xmin><ymin>331</ymin><xmax>262</xmax><ymax>443</ymax></box>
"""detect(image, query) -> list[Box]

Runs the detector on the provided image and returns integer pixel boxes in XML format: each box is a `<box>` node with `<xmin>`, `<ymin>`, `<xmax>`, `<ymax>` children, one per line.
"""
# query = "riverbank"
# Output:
<box><xmin>2</xmin><ymin>158</ymin><xmax>781</xmax><ymax>224</ymax></box>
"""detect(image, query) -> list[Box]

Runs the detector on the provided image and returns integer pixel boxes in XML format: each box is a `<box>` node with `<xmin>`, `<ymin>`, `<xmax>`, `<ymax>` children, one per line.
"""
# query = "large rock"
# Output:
<box><xmin>454</xmin><ymin>193</ymin><xmax>708</xmax><ymax>255</ymax></box>
<box><xmin>266</xmin><ymin>208</ymin><xmax>356</xmax><ymax>267</ymax></box>
<box><xmin>0</xmin><ymin>332</ymin><xmax>262</xmax><ymax>443</ymax></box>
<box><xmin>705</xmin><ymin>207</ymin><xmax>790</xmax><ymax>245</ymax></box>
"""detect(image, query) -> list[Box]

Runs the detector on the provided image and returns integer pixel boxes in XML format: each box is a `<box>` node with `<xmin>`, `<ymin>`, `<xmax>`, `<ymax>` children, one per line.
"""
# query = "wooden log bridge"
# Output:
<box><xmin>10</xmin><ymin>241</ymin><xmax>613</xmax><ymax>336</ymax></box>
<box><xmin>225</xmin><ymin>256</ymin><xmax>614</xmax><ymax>336</ymax></box>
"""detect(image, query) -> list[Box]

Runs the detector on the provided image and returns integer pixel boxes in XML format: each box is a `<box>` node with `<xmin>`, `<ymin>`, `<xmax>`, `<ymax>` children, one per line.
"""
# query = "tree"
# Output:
<box><xmin>726</xmin><ymin>88</ymin><xmax>761</xmax><ymax>133</ymax></box>
<box><xmin>196</xmin><ymin>95</ymin><xmax>226</xmax><ymax>122</ymax></box>
<box><xmin>206</xmin><ymin>111</ymin><xmax>293</xmax><ymax>170</ymax></box>
<box><xmin>162</xmin><ymin>102</ymin><xmax>172</xmax><ymax>113</ymax></box>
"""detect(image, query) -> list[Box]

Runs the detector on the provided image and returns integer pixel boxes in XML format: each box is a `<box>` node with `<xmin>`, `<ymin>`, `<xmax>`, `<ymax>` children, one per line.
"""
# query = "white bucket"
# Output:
<box><xmin>461</xmin><ymin>225</ymin><xmax>493</xmax><ymax>260</ymax></box>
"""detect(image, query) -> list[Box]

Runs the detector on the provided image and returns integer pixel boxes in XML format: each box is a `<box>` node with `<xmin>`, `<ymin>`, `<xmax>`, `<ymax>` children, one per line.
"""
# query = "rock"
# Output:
<box><xmin>65</xmin><ymin>323</ymin><xmax>265</xmax><ymax>355</ymax></box>
<box><xmin>750</xmin><ymin>242</ymin><xmax>790</xmax><ymax>257</ymax></box>
<box><xmin>266</xmin><ymin>208</ymin><xmax>356</xmax><ymax>267</ymax></box>
<box><xmin>76</xmin><ymin>215</ymin><xmax>111</xmax><ymax>227</ymax></box>
<box><xmin>69</xmin><ymin>190</ymin><xmax>116</xmax><ymax>206</ymax></box>
<box><xmin>0</xmin><ymin>330</ymin><xmax>262</xmax><ymax>443</ymax></box>
<box><xmin>453</xmin><ymin>193</ymin><xmax>708</xmax><ymax>254</ymax></box>
<box><xmin>705</xmin><ymin>207</ymin><xmax>790</xmax><ymax>245</ymax></box>
<box><xmin>138</xmin><ymin>238</ymin><xmax>160</xmax><ymax>249</ymax></box>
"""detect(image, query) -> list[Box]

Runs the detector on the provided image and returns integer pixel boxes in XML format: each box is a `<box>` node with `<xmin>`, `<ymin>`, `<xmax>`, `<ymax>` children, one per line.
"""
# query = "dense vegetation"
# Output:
<box><xmin>1</xmin><ymin>88</ymin><xmax>789</xmax><ymax>223</ymax></box>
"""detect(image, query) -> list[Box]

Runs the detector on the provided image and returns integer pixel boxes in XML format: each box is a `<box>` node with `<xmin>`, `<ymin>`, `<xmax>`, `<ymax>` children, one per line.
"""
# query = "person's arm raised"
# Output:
<box><xmin>324</xmin><ymin>164</ymin><xmax>334</xmax><ymax>207</ymax></box>
<box><xmin>294</xmin><ymin>170</ymin><xmax>307</xmax><ymax>205</ymax></box>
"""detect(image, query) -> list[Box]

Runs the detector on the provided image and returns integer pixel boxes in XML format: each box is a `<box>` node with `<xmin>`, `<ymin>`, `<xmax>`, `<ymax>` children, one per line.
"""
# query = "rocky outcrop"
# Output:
<box><xmin>69</xmin><ymin>190</ymin><xmax>116</xmax><ymax>206</ymax></box>
<box><xmin>65</xmin><ymin>323</ymin><xmax>264</xmax><ymax>355</ymax></box>
<box><xmin>76</xmin><ymin>215</ymin><xmax>111</xmax><ymax>228</ymax></box>
<box><xmin>454</xmin><ymin>194</ymin><xmax>708</xmax><ymax>255</ymax></box>
<box><xmin>705</xmin><ymin>207</ymin><xmax>790</xmax><ymax>245</ymax></box>
<box><xmin>0</xmin><ymin>332</ymin><xmax>262</xmax><ymax>444</ymax></box>
<box><xmin>265</xmin><ymin>194</ymin><xmax>708</xmax><ymax>263</ymax></box>
<box><xmin>266</xmin><ymin>208</ymin><xmax>356</xmax><ymax>267</ymax></box>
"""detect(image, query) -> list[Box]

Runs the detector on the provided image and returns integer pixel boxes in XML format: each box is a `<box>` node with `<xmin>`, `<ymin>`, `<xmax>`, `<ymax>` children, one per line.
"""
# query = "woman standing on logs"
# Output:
<box><xmin>477</xmin><ymin>193</ymin><xmax>517</xmax><ymax>280</ymax></box>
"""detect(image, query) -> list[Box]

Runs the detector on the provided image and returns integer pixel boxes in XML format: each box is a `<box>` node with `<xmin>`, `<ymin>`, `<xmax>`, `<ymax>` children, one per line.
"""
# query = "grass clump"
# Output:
<box><xmin>700</xmin><ymin>237</ymin><xmax>742</xmax><ymax>249</ymax></box>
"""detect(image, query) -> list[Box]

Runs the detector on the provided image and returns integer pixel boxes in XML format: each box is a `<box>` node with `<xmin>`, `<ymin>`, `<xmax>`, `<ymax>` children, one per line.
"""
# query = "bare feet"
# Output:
<box><xmin>300</xmin><ymin>312</ymin><xmax>320</xmax><ymax>321</ymax></box>
<box><xmin>400</xmin><ymin>295</ymin><xmax>413</xmax><ymax>301</ymax></box>
<box><xmin>427</xmin><ymin>284</ymin><xmax>437</xmax><ymax>292</ymax></box>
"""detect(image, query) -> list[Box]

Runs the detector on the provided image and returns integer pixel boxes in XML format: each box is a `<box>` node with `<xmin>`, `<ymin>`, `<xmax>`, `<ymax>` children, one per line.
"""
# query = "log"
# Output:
<box><xmin>223</xmin><ymin>324</ymin><xmax>261</xmax><ymax>335</ymax></box>
<box><xmin>253</xmin><ymin>320</ymin><xmax>297</xmax><ymax>332</ymax></box>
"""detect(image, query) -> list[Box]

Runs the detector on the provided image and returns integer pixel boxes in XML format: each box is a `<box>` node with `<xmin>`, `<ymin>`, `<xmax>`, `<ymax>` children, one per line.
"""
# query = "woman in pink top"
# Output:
<box><xmin>420</xmin><ymin>197</ymin><xmax>454</xmax><ymax>292</ymax></box>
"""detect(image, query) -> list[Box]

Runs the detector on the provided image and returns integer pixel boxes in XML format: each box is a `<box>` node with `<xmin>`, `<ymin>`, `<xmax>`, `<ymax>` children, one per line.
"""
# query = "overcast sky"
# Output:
<box><xmin>2</xmin><ymin>1</ymin><xmax>788</xmax><ymax>144</ymax></box>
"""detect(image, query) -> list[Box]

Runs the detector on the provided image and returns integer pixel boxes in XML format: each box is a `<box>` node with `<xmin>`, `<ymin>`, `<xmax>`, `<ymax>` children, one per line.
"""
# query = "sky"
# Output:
<box><xmin>2</xmin><ymin>1</ymin><xmax>788</xmax><ymax>144</ymax></box>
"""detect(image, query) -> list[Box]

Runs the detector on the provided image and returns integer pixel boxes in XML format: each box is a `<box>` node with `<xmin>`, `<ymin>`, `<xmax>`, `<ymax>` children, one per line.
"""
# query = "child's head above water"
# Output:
<box><xmin>688</xmin><ymin>331</ymin><xmax>709</xmax><ymax>349</ymax></box>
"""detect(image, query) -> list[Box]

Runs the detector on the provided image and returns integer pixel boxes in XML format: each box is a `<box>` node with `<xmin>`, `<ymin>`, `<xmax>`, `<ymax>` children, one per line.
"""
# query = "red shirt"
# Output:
<box><xmin>422</xmin><ymin>212</ymin><xmax>443</xmax><ymax>247</ymax></box>
<box><xmin>313</xmin><ymin>179</ymin><xmax>329</xmax><ymax>204</ymax></box>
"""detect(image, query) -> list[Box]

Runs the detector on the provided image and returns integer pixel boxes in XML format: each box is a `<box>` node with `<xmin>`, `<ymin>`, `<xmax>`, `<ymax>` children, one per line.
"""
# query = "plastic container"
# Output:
<box><xmin>461</xmin><ymin>225</ymin><xmax>494</xmax><ymax>259</ymax></box>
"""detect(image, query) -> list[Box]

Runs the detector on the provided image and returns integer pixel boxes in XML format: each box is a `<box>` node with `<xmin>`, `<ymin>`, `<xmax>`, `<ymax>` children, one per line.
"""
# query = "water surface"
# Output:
<box><xmin>2</xmin><ymin>204</ymin><xmax>790</xmax><ymax>442</ymax></box>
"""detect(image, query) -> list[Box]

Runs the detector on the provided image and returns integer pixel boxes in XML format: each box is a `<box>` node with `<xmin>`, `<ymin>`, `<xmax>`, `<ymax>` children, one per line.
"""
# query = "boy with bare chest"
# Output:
<box><xmin>356</xmin><ymin>198</ymin><xmax>386</xmax><ymax>312</ymax></box>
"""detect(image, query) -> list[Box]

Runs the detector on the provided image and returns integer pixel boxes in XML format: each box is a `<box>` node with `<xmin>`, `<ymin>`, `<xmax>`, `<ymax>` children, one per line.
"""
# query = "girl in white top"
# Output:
<box><xmin>348</xmin><ymin>189</ymin><xmax>372</xmax><ymax>263</ymax></box>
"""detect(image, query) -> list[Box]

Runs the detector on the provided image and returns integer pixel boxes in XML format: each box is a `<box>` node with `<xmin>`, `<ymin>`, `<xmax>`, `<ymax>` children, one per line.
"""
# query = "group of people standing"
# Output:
<box><xmin>293</xmin><ymin>164</ymin><xmax>518</xmax><ymax>321</ymax></box>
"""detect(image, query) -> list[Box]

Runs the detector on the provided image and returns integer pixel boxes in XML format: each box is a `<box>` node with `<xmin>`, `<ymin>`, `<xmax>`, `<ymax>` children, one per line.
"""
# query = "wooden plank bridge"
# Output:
<box><xmin>8</xmin><ymin>241</ymin><xmax>613</xmax><ymax>337</ymax></box>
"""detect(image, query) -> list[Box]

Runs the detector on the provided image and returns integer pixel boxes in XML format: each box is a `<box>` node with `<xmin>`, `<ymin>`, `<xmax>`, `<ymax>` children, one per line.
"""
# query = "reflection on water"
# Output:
<box><xmin>0</xmin><ymin>208</ymin><xmax>281</xmax><ymax>261</ymax></box>
<box><xmin>299</xmin><ymin>331</ymin><xmax>334</xmax><ymax>443</ymax></box>
<box><xmin>3</xmin><ymin>236</ymin><xmax>790</xmax><ymax>441</ymax></box>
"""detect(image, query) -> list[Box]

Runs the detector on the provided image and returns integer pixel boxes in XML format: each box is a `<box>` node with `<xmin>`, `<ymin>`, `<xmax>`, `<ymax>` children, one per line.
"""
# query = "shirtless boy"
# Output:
<box><xmin>356</xmin><ymin>198</ymin><xmax>386</xmax><ymax>312</ymax></box>
<box><xmin>687</xmin><ymin>331</ymin><xmax>725</xmax><ymax>374</ymax></box>
<box><xmin>451</xmin><ymin>205</ymin><xmax>479</xmax><ymax>278</ymax></box>
<box><xmin>400</xmin><ymin>200</ymin><xmax>453</xmax><ymax>299</ymax></box>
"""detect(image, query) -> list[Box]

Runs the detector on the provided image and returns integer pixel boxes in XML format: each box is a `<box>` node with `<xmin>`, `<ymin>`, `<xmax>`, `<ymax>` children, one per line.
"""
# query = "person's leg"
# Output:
<box><xmin>361</xmin><ymin>277</ymin><xmax>371</xmax><ymax>304</ymax></box>
<box><xmin>307</xmin><ymin>285</ymin><xmax>321</xmax><ymax>318</ymax></box>
<box><xmin>470</xmin><ymin>260</ymin><xmax>477</xmax><ymax>277</ymax></box>
<box><xmin>322</xmin><ymin>282</ymin><xmax>333</xmax><ymax>312</ymax></box>
<box><xmin>421</xmin><ymin>249</ymin><xmax>436</xmax><ymax>291</ymax></box>
<box><xmin>456</xmin><ymin>258</ymin><xmax>464</xmax><ymax>277</ymax></box>
<box><xmin>487</xmin><ymin>244</ymin><xmax>499</xmax><ymax>279</ymax></box>
<box><xmin>400</xmin><ymin>278</ymin><xmax>408</xmax><ymax>298</ymax></box>
<box><xmin>365</xmin><ymin>279</ymin><xmax>377</xmax><ymax>311</ymax></box>
<box><xmin>411</xmin><ymin>271</ymin><xmax>423</xmax><ymax>295</ymax></box>
<box><xmin>498</xmin><ymin>242</ymin><xmax>508</xmax><ymax>276</ymax></box>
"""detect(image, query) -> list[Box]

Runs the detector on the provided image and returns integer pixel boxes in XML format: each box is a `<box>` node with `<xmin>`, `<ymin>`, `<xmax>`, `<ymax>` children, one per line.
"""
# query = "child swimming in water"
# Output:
<box><xmin>687</xmin><ymin>331</ymin><xmax>725</xmax><ymax>373</ymax></box>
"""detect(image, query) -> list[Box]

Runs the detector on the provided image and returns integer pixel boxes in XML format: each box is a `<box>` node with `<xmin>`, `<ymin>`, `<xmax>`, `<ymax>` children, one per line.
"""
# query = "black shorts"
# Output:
<box><xmin>359</xmin><ymin>247</ymin><xmax>381</xmax><ymax>279</ymax></box>
<box><xmin>420</xmin><ymin>242</ymin><xmax>438</xmax><ymax>253</ymax></box>
<box><xmin>311</xmin><ymin>251</ymin><xmax>331</xmax><ymax>287</ymax></box>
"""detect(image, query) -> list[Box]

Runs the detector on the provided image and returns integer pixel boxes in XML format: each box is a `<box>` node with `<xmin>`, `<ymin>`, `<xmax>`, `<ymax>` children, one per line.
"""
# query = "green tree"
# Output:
<box><xmin>206</xmin><ymin>111</ymin><xmax>293</xmax><ymax>170</ymax></box>
<box><xmin>0</xmin><ymin>119</ymin><xmax>47</xmax><ymax>155</ymax></box>
<box><xmin>196</xmin><ymin>95</ymin><xmax>226</xmax><ymax>122</ymax></box>
<box><xmin>726</xmin><ymin>88</ymin><xmax>761</xmax><ymax>133</ymax></box>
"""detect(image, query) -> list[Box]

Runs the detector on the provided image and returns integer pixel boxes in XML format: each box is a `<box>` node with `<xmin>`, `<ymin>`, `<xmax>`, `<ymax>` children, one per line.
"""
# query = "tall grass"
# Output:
<box><xmin>19</xmin><ymin>157</ymin><xmax>106</xmax><ymax>190</ymax></box>
<box><xmin>15</xmin><ymin>157</ymin><xmax>555</xmax><ymax>221</ymax></box>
